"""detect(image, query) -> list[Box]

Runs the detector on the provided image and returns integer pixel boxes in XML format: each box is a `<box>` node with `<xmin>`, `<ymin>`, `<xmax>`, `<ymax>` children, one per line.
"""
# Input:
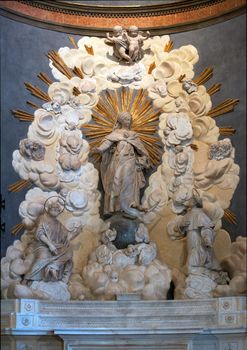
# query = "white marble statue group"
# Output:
<box><xmin>1</xmin><ymin>25</ymin><xmax>246</xmax><ymax>301</ymax></box>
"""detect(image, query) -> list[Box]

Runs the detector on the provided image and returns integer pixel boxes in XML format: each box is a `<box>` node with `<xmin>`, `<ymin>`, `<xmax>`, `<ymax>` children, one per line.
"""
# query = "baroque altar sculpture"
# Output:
<box><xmin>1</xmin><ymin>25</ymin><xmax>246</xmax><ymax>302</ymax></box>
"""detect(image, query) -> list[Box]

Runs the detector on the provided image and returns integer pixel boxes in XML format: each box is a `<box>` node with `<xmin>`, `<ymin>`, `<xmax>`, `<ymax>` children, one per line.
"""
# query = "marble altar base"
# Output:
<box><xmin>1</xmin><ymin>297</ymin><xmax>246</xmax><ymax>350</ymax></box>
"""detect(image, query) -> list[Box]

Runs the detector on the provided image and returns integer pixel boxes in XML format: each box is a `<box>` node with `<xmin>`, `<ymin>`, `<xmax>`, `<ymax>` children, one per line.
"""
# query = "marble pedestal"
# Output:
<box><xmin>1</xmin><ymin>297</ymin><xmax>246</xmax><ymax>350</ymax></box>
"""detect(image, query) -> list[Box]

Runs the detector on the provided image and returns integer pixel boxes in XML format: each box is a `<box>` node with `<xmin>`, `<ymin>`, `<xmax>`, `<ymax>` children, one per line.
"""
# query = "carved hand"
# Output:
<box><xmin>49</xmin><ymin>244</ymin><xmax>58</xmax><ymax>255</ymax></box>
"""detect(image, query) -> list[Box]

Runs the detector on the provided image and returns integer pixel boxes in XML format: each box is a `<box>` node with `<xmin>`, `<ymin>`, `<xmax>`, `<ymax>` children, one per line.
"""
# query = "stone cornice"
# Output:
<box><xmin>0</xmin><ymin>0</ymin><xmax>246</xmax><ymax>36</ymax></box>
<box><xmin>1</xmin><ymin>297</ymin><xmax>246</xmax><ymax>335</ymax></box>
<box><xmin>18</xmin><ymin>0</ymin><xmax>226</xmax><ymax>18</ymax></box>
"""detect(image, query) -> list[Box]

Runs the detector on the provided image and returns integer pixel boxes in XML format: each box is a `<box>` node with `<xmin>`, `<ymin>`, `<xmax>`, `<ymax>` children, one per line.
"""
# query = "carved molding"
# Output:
<box><xmin>0</xmin><ymin>0</ymin><xmax>246</xmax><ymax>36</ymax></box>
<box><xmin>1</xmin><ymin>297</ymin><xmax>246</xmax><ymax>335</ymax></box>
<box><xmin>18</xmin><ymin>0</ymin><xmax>227</xmax><ymax>18</ymax></box>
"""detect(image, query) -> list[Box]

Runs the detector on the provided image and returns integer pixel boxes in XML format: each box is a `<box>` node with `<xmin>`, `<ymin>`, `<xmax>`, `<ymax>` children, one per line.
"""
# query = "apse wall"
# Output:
<box><xmin>0</xmin><ymin>13</ymin><xmax>246</xmax><ymax>257</ymax></box>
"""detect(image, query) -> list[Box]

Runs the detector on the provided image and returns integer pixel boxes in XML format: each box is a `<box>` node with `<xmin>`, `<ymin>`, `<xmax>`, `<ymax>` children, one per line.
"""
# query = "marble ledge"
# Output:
<box><xmin>1</xmin><ymin>297</ymin><xmax>246</xmax><ymax>336</ymax></box>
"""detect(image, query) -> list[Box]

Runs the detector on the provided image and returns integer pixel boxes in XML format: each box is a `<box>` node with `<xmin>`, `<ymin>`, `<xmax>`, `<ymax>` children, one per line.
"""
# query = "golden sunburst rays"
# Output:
<box><xmin>208</xmin><ymin>99</ymin><xmax>239</xmax><ymax>118</ymax></box>
<box><xmin>72</xmin><ymin>66</ymin><xmax>84</xmax><ymax>79</ymax></box>
<box><xmin>37</xmin><ymin>72</ymin><xmax>53</xmax><ymax>86</ymax></box>
<box><xmin>73</xmin><ymin>87</ymin><xmax>81</xmax><ymax>96</ymax></box>
<box><xmin>68</xmin><ymin>35</ymin><xmax>78</xmax><ymax>49</ymax></box>
<box><xmin>82</xmin><ymin>87</ymin><xmax>162</xmax><ymax>167</ymax></box>
<box><xmin>26</xmin><ymin>101</ymin><xmax>40</xmax><ymax>109</ymax></box>
<box><xmin>164</xmin><ymin>40</ymin><xmax>174</xmax><ymax>52</ymax></box>
<box><xmin>11</xmin><ymin>222</ymin><xmax>25</xmax><ymax>236</ymax></box>
<box><xmin>24</xmin><ymin>82</ymin><xmax>51</xmax><ymax>102</ymax></box>
<box><xmin>178</xmin><ymin>74</ymin><xmax>186</xmax><ymax>83</ymax></box>
<box><xmin>207</xmin><ymin>83</ymin><xmax>222</xmax><ymax>96</ymax></box>
<box><xmin>8</xmin><ymin>179</ymin><xmax>32</xmax><ymax>192</ymax></box>
<box><xmin>193</xmin><ymin>67</ymin><xmax>214</xmax><ymax>85</ymax></box>
<box><xmin>224</xmin><ymin>209</ymin><xmax>237</xmax><ymax>225</ymax></box>
<box><xmin>84</xmin><ymin>45</ymin><xmax>94</xmax><ymax>56</ymax></box>
<box><xmin>219</xmin><ymin>127</ymin><xmax>236</xmax><ymax>136</ymax></box>
<box><xmin>11</xmin><ymin>109</ymin><xmax>34</xmax><ymax>122</ymax></box>
<box><xmin>47</xmin><ymin>50</ymin><xmax>74</xmax><ymax>80</ymax></box>
<box><xmin>148</xmin><ymin>62</ymin><xmax>156</xmax><ymax>74</ymax></box>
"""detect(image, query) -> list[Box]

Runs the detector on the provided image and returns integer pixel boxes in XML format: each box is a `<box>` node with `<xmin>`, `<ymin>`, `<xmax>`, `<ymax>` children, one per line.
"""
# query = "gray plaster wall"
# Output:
<box><xmin>0</xmin><ymin>14</ymin><xmax>246</xmax><ymax>257</ymax></box>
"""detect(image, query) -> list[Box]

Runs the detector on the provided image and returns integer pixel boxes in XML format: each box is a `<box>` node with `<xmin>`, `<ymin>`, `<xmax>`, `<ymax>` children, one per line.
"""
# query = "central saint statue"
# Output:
<box><xmin>93</xmin><ymin>112</ymin><xmax>150</xmax><ymax>217</ymax></box>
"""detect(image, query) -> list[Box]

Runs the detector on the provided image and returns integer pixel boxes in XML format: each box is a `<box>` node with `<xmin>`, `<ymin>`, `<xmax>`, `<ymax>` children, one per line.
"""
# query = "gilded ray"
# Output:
<box><xmin>8</xmin><ymin>179</ymin><xmax>32</xmax><ymax>192</ymax></box>
<box><xmin>208</xmin><ymin>99</ymin><xmax>239</xmax><ymax>118</ymax></box>
<box><xmin>133</xmin><ymin>126</ymin><xmax>157</xmax><ymax>133</ymax></box>
<box><xmin>207</xmin><ymin>83</ymin><xmax>222</xmax><ymax>96</ymax></box>
<box><xmin>73</xmin><ymin>66</ymin><xmax>84</xmax><ymax>79</ymax></box>
<box><xmin>94</xmin><ymin>102</ymin><xmax>111</xmax><ymax>117</ymax></box>
<box><xmin>82</xmin><ymin>87</ymin><xmax>162</xmax><ymax>166</ymax></box>
<box><xmin>24</xmin><ymin>82</ymin><xmax>51</xmax><ymax>102</ymax></box>
<box><xmin>91</xmin><ymin>114</ymin><xmax>113</xmax><ymax>127</ymax></box>
<box><xmin>219</xmin><ymin>127</ymin><xmax>236</xmax><ymax>135</ymax></box>
<box><xmin>126</xmin><ymin>88</ymin><xmax>134</xmax><ymax>108</ymax></box>
<box><xmin>130</xmin><ymin>90</ymin><xmax>146</xmax><ymax>119</ymax></box>
<box><xmin>133</xmin><ymin>112</ymin><xmax>160</xmax><ymax>129</ymax></box>
<box><xmin>83</xmin><ymin>124</ymin><xmax>112</xmax><ymax>131</ymax></box>
<box><xmin>83</xmin><ymin>131</ymin><xmax>111</xmax><ymax>139</ymax></box>
<box><xmin>11</xmin><ymin>109</ymin><xmax>34</xmax><ymax>122</ymax></box>
<box><xmin>26</xmin><ymin>101</ymin><xmax>40</xmax><ymax>109</ymax></box>
<box><xmin>178</xmin><ymin>74</ymin><xmax>186</xmax><ymax>82</ymax></box>
<box><xmin>11</xmin><ymin>223</ymin><xmax>24</xmax><ymax>236</ymax></box>
<box><xmin>84</xmin><ymin>45</ymin><xmax>94</xmax><ymax>55</ymax></box>
<box><xmin>68</xmin><ymin>35</ymin><xmax>78</xmax><ymax>49</ymax></box>
<box><xmin>73</xmin><ymin>87</ymin><xmax>81</xmax><ymax>96</ymax></box>
<box><xmin>47</xmin><ymin>50</ymin><xmax>74</xmax><ymax>79</ymax></box>
<box><xmin>224</xmin><ymin>209</ymin><xmax>237</xmax><ymax>225</ymax></box>
<box><xmin>164</xmin><ymin>40</ymin><xmax>174</xmax><ymax>52</ymax></box>
<box><xmin>193</xmin><ymin>67</ymin><xmax>213</xmax><ymax>85</ymax></box>
<box><xmin>148</xmin><ymin>62</ymin><xmax>156</xmax><ymax>74</ymax></box>
<box><xmin>37</xmin><ymin>72</ymin><xmax>53</xmax><ymax>86</ymax></box>
<box><xmin>105</xmin><ymin>90</ymin><xmax>120</xmax><ymax>117</ymax></box>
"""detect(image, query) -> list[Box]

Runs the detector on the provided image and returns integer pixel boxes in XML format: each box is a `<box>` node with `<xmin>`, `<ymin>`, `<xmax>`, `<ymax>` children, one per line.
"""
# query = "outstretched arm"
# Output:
<box><xmin>95</xmin><ymin>139</ymin><xmax>114</xmax><ymax>153</ymax></box>
<box><xmin>106</xmin><ymin>33</ymin><xmax>115</xmax><ymax>43</ymax></box>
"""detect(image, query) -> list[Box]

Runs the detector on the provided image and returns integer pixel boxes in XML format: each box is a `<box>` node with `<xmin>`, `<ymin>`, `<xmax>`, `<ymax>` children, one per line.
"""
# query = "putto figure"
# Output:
<box><xmin>105</xmin><ymin>25</ymin><xmax>150</xmax><ymax>63</ymax></box>
<box><xmin>92</xmin><ymin>112</ymin><xmax>150</xmax><ymax>217</ymax></box>
<box><xmin>123</xmin><ymin>26</ymin><xmax>150</xmax><ymax>62</ymax></box>
<box><xmin>105</xmin><ymin>25</ymin><xmax>131</xmax><ymax>62</ymax></box>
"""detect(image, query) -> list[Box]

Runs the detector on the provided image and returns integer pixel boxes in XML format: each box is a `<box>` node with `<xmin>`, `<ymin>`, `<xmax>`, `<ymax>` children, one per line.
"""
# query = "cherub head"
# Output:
<box><xmin>66</xmin><ymin>135</ymin><xmax>81</xmax><ymax>153</ymax></box>
<box><xmin>95</xmin><ymin>245</ymin><xmax>112</xmax><ymax>265</ymax></box>
<box><xmin>19</xmin><ymin>139</ymin><xmax>45</xmax><ymax>161</ymax></box>
<box><xmin>128</xmin><ymin>25</ymin><xmax>139</xmax><ymax>37</ymax></box>
<box><xmin>112</xmin><ymin>25</ymin><xmax>123</xmax><ymax>37</ymax></box>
